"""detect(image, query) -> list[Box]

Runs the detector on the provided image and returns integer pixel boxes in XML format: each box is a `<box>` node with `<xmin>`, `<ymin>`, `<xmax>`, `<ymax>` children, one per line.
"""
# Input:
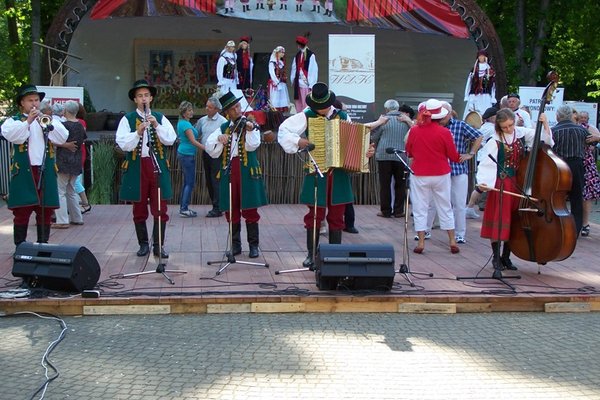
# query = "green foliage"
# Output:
<box><xmin>89</xmin><ymin>141</ymin><xmax>118</xmax><ymax>204</ymax></box>
<box><xmin>476</xmin><ymin>0</ymin><xmax>600</xmax><ymax>101</ymax></box>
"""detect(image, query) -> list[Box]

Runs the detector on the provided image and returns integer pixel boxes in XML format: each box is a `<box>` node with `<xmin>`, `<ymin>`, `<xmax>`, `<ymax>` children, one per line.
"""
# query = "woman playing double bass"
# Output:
<box><xmin>476</xmin><ymin>108</ymin><xmax>553</xmax><ymax>271</ymax></box>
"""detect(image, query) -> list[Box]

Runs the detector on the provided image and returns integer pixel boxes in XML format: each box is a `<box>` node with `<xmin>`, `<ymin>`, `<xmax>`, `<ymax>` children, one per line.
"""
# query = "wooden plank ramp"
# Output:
<box><xmin>1</xmin><ymin>204</ymin><xmax>600</xmax><ymax>315</ymax></box>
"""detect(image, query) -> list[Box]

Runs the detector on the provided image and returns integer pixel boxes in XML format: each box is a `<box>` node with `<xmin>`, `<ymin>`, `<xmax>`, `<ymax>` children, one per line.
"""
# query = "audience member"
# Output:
<box><xmin>53</xmin><ymin>100</ymin><xmax>86</xmax><ymax>229</ymax></box>
<box><xmin>196</xmin><ymin>96</ymin><xmax>227</xmax><ymax>217</ymax></box>
<box><xmin>577</xmin><ymin>111</ymin><xmax>600</xmax><ymax>237</ymax></box>
<box><xmin>176</xmin><ymin>101</ymin><xmax>204</xmax><ymax>217</ymax></box>
<box><xmin>405</xmin><ymin>99</ymin><xmax>462</xmax><ymax>254</ymax></box>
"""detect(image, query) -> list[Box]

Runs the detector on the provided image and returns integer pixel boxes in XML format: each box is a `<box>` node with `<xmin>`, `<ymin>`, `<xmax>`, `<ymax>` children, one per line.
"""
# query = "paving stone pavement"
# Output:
<box><xmin>1</xmin><ymin>312</ymin><xmax>600</xmax><ymax>400</ymax></box>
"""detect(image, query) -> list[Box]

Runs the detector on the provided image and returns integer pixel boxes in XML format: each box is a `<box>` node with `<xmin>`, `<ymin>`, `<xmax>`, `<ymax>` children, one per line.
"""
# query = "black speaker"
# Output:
<box><xmin>315</xmin><ymin>243</ymin><xmax>396</xmax><ymax>291</ymax></box>
<box><xmin>12</xmin><ymin>242</ymin><xmax>101</xmax><ymax>293</ymax></box>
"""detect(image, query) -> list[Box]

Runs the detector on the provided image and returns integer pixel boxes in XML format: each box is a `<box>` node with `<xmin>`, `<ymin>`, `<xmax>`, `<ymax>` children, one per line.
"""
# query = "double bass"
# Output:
<box><xmin>509</xmin><ymin>72</ymin><xmax>577</xmax><ymax>264</ymax></box>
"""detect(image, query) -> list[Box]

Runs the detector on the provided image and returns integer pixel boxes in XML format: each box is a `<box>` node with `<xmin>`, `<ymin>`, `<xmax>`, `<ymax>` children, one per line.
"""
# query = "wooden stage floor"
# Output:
<box><xmin>1</xmin><ymin>204</ymin><xmax>599</xmax><ymax>314</ymax></box>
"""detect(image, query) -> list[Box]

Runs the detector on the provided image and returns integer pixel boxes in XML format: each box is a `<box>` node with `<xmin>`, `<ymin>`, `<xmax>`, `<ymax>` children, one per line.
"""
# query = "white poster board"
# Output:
<box><xmin>518</xmin><ymin>86</ymin><xmax>564</xmax><ymax>127</ymax></box>
<box><xmin>328</xmin><ymin>34</ymin><xmax>375</xmax><ymax>122</ymax></box>
<box><xmin>564</xmin><ymin>101</ymin><xmax>598</xmax><ymax>128</ymax></box>
<box><xmin>37</xmin><ymin>86</ymin><xmax>84</xmax><ymax>106</ymax></box>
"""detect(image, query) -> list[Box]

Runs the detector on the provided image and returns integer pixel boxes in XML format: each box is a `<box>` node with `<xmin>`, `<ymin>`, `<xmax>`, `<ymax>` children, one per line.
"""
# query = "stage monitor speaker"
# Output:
<box><xmin>315</xmin><ymin>243</ymin><xmax>395</xmax><ymax>291</ymax></box>
<box><xmin>12</xmin><ymin>242</ymin><xmax>101</xmax><ymax>293</ymax></box>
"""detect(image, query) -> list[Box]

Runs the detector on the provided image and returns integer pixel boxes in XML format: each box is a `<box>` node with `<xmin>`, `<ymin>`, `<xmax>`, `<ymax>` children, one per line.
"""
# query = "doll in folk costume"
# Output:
<box><xmin>463</xmin><ymin>49</ymin><xmax>496</xmax><ymax>119</ymax></box>
<box><xmin>216</xmin><ymin>40</ymin><xmax>251</xmax><ymax>110</ymax></box>
<box><xmin>236</xmin><ymin>36</ymin><xmax>254</xmax><ymax>92</ymax></box>
<box><xmin>267</xmin><ymin>46</ymin><xmax>290</xmax><ymax>112</ymax></box>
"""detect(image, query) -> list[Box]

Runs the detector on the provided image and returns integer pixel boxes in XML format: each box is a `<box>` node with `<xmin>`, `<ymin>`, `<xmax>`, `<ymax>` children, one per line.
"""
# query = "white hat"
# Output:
<box><xmin>424</xmin><ymin>99</ymin><xmax>449</xmax><ymax>120</ymax></box>
<box><xmin>226</xmin><ymin>40</ymin><xmax>235</xmax><ymax>48</ymax></box>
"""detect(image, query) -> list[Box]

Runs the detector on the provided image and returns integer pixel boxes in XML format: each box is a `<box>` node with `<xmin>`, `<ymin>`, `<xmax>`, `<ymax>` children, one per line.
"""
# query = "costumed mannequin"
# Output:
<box><xmin>268</xmin><ymin>46</ymin><xmax>290</xmax><ymax>112</ymax></box>
<box><xmin>290</xmin><ymin>35</ymin><xmax>318</xmax><ymax>113</ymax></box>
<box><xmin>217</xmin><ymin>40</ymin><xmax>251</xmax><ymax>110</ymax></box>
<box><xmin>1</xmin><ymin>84</ymin><xmax>69</xmax><ymax>247</ymax></box>
<box><xmin>463</xmin><ymin>49</ymin><xmax>496</xmax><ymax>119</ymax></box>
<box><xmin>206</xmin><ymin>92</ymin><xmax>268</xmax><ymax>258</ymax></box>
<box><xmin>116</xmin><ymin>79</ymin><xmax>177</xmax><ymax>258</ymax></box>
<box><xmin>236</xmin><ymin>36</ymin><xmax>254</xmax><ymax>92</ymax></box>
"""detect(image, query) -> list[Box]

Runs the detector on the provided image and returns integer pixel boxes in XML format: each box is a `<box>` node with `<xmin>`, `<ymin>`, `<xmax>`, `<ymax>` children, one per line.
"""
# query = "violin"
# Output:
<box><xmin>509</xmin><ymin>72</ymin><xmax>577</xmax><ymax>264</ymax></box>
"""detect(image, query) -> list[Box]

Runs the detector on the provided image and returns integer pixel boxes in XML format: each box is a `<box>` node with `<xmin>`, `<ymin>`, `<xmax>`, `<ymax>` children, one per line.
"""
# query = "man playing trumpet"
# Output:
<box><xmin>1</xmin><ymin>84</ymin><xmax>69</xmax><ymax>247</ymax></box>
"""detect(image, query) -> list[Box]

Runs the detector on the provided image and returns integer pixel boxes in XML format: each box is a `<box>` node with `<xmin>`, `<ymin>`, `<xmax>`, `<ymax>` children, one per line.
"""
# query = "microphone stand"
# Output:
<box><xmin>122</xmin><ymin>108</ymin><xmax>187</xmax><ymax>284</ymax></box>
<box><xmin>207</xmin><ymin>118</ymin><xmax>269</xmax><ymax>275</ymax></box>
<box><xmin>389</xmin><ymin>150</ymin><xmax>434</xmax><ymax>286</ymax></box>
<box><xmin>457</xmin><ymin>156</ymin><xmax>520</xmax><ymax>290</ymax></box>
<box><xmin>37</xmin><ymin>122</ymin><xmax>53</xmax><ymax>244</ymax></box>
<box><xmin>276</xmin><ymin>147</ymin><xmax>324</xmax><ymax>275</ymax></box>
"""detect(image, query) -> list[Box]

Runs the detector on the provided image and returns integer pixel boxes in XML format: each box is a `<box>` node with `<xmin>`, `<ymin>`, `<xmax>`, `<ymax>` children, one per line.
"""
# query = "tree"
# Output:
<box><xmin>476</xmin><ymin>0</ymin><xmax>600</xmax><ymax>101</ymax></box>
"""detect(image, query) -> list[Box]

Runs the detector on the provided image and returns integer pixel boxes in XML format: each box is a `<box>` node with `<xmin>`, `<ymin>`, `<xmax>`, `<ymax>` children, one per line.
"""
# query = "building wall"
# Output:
<box><xmin>67</xmin><ymin>16</ymin><xmax>475</xmax><ymax>115</ymax></box>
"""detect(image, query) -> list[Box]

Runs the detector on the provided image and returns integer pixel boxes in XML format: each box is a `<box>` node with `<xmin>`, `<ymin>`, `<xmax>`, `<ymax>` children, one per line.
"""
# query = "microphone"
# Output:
<box><xmin>299</xmin><ymin>143</ymin><xmax>316</xmax><ymax>153</ymax></box>
<box><xmin>385</xmin><ymin>147</ymin><xmax>405</xmax><ymax>154</ymax></box>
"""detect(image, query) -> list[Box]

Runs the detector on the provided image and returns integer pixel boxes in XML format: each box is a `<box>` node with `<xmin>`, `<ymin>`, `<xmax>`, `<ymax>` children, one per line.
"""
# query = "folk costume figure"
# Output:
<box><xmin>217</xmin><ymin>40</ymin><xmax>251</xmax><ymax>111</ymax></box>
<box><xmin>290</xmin><ymin>35</ymin><xmax>318</xmax><ymax>113</ymax></box>
<box><xmin>476</xmin><ymin>108</ymin><xmax>553</xmax><ymax>272</ymax></box>
<box><xmin>236</xmin><ymin>36</ymin><xmax>253</xmax><ymax>91</ymax></box>
<box><xmin>1</xmin><ymin>84</ymin><xmax>69</xmax><ymax>247</ymax></box>
<box><xmin>116</xmin><ymin>79</ymin><xmax>177</xmax><ymax>259</ymax></box>
<box><xmin>277</xmin><ymin>82</ymin><xmax>353</xmax><ymax>269</ymax></box>
<box><xmin>205</xmin><ymin>91</ymin><xmax>268</xmax><ymax>259</ymax></box>
<box><xmin>268</xmin><ymin>46</ymin><xmax>290</xmax><ymax>112</ymax></box>
<box><xmin>463</xmin><ymin>49</ymin><xmax>496</xmax><ymax>119</ymax></box>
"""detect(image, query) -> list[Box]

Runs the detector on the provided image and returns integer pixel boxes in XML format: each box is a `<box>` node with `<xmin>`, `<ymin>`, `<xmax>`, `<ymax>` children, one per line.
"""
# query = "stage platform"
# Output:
<box><xmin>1</xmin><ymin>204</ymin><xmax>599</xmax><ymax>315</ymax></box>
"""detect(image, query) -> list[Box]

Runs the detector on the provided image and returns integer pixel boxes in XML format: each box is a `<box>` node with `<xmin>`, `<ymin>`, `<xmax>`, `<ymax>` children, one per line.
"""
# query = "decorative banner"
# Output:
<box><xmin>329</xmin><ymin>34</ymin><xmax>375</xmax><ymax>123</ymax></box>
<box><xmin>518</xmin><ymin>86</ymin><xmax>564</xmax><ymax>127</ymax></box>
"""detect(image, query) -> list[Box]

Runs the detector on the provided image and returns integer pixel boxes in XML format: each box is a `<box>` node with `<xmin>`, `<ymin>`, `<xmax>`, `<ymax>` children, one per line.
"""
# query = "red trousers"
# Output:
<box><xmin>224</xmin><ymin>157</ymin><xmax>260</xmax><ymax>224</ymax></box>
<box><xmin>12</xmin><ymin>166</ymin><xmax>54</xmax><ymax>225</ymax></box>
<box><xmin>303</xmin><ymin>172</ymin><xmax>346</xmax><ymax>230</ymax></box>
<box><xmin>132</xmin><ymin>157</ymin><xmax>169</xmax><ymax>223</ymax></box>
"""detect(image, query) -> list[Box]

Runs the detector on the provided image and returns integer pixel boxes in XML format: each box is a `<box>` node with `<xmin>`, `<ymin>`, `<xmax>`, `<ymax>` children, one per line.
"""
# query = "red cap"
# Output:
<box><xmin>296</xmin><ymin>36</ymin><xmax>308</xmax><ymax>46</ymax></box>
<box><xmin>239</xmin><ymin>36</ymin><xmax>251</xmax><ymax>43</ymax></box>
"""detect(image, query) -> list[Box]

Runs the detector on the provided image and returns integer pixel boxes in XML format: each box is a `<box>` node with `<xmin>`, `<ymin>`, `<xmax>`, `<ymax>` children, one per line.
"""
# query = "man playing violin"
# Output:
<box><xmin>1</xmin><ymin>84</ymin><xmax>69</xmax><ymax>248</ymax></box>
<box><xmin>205</xmin><ymin>91</ymin><xmax>268</xmax><ymax>259</ymax></box>
<box><xmin>116</xmin><ymin>79</ymin><xmax>177</xmax><ymax>259</ymax></box>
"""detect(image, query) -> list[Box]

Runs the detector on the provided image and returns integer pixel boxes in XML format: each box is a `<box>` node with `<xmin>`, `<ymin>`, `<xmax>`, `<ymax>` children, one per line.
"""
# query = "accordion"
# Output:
<box><xmin>307</xmin><ymin>117</ymin><xmax>371</xmax><ymax>173</ymax></box>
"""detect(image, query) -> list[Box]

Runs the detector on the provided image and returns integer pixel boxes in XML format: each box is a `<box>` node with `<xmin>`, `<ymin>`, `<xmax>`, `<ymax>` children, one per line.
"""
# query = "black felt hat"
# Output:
<box><xmin>16</xmin><ymin>84</ymin><xmax>45</xmax><ymax>104</ymax></box>
<box><xmin>219</xmin><ymin>90</ymin><xmax>242</xmax><ymax>112</ymax></box>
<box><xmin>305</xmin><ymin>82</ymin><xmax>336</xmax><ymax>111</ymax></box>
<box><xmin>482</xmin><ymin>106</ymin><xmax>499</xmax><ymax>120</ymax></box>
<box><xmin>128</xmin><ymin>79</ymin><xmax>157</xmax><ymax>101</ymax></box>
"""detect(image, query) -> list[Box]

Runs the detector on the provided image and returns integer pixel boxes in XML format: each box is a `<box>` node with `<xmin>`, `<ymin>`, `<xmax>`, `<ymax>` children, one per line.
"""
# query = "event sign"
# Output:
<box><xmin>329</xmin><ymin>34</ymin><xmax>375</xmax><ymax>123</ymax></box>
<box><xmin>37</xmin><ymin>86</ymin><xmax>84</xmax><ymax>107</ymax></box>
<box><xmin>518</xmin><ymin>86</ymin><xmax>564</xmax><ymax>127</ymax></box>
<box><xmin>564</xmin><ymin>101</ymin><xmax>598</xmax><ymax>128</ymax></box>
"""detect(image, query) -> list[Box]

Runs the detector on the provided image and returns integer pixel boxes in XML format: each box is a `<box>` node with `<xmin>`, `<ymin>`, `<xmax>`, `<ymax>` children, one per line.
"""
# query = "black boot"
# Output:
<box><xmin>14</xmin><ymin>224</ymin><xmax>28</xmax><ymax>246</ymax></box>
<box><xmin>490</xmin><ymin>241</ymin><xmax>503</xmax><ymax>278</ymax></box>
<box><xmin>260</xmin><ymin>2</ymin><xmax>264</xmax><ymax>8</ymax></box>
<box><xmin>311</xmin><ymin>4</ymin><xmax>316</xmax><ymax>11</ymax></box>
<box><xmin>135</xmin><ymin>223</ymin><xmax>150</xmax><ymax>256</ymax></box>
<box><xmin>247</xmin><ymin>222</ymin><xmax>260</xmax><ymax>258</ymax></box>
<box><xmin>256</xmin><ymin>3</ymin><xmax>259</xmax><ymax>8</ymax></box>
<box><xmin>303</xmin><ymin>227</ymin><xmax>319</xmax><ymax>270</ymax></box>
<box><xmin>317</xmin><ymin>5</ymin><xmax>320</xmax><ymax>12</ymax></box>
<box><xmin>280</xmin><ymin>3</ymin><xmax>283</xmax><ymax>8</ymax></box>
<box><xmin>230</xmin><ymin>223</ymin><xmax>242</xmax><ymax>256</ymax></box>
<box><xmin>152</xmin><ymin>220</ymin><xmax>169</xmax><ymax>259</ymax></box>
<box><xmin>501</xmin><ymin>242</ymin><xmax>517</xmax><ymax>270</ymax></box>
<box><xmin>329</xmin><ymin>229</ymin><xmax>342</xmax><ymax>244</ymax></box>
<box><xmin>36</xmin><ymin>224</ymin><xmax>50</xmax><ymax>243</ymax></box>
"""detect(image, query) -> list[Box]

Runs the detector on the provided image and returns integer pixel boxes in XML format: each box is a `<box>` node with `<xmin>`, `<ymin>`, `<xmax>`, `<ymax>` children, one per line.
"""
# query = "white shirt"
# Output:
<box><xmin>278</xmin><ymin>107</ymin><xmax>339</xmax><ymax>153</ymax></box>
<box><xmin>205</xmin><ymin>119</ymin><xmax>261</xmax><ymax>159</ymax></box>
<box><xmin>290</xmin><ymin>50</ymin><xmax>318</xmax><ymax>89</ymax></box>
<box><xmin>115</xmin><ymin>109</ymin><xmax>177</xmax><ymax>157</ymax></box>
<box><xmin>1</xmin><ymin>115</ymin><xmax>68</xmax><ymax>165</ymax></box>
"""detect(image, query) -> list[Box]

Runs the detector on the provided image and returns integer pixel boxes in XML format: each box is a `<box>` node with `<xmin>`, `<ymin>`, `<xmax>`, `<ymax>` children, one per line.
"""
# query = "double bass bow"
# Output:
<box><xmin>509</xmin><ymin>72</ymin><xmax>577</xmax><ymax>264</ymax></box>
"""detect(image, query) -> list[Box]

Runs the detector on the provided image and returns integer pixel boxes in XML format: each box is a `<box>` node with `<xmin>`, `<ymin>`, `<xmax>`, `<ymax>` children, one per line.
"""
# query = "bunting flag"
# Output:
<box><xmin>90</xmin><ymin>0</ymin><xmax>468</xmax><ymax>39</ymax></box>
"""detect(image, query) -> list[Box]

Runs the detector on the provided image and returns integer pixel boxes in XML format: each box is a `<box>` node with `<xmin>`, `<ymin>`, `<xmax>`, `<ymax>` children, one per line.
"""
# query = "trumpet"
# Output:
<box><xmin>38</xmin><ymin>114</ymin><xmax>52</xmax><ymax>129</ymax></box>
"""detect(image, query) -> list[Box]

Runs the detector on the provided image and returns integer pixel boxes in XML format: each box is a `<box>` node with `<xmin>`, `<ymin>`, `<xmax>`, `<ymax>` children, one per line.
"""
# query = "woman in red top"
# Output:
<box><xmin>406</xmin><ymin>99</ymin><xmax>462</xmax><ymax>254</ymax></box>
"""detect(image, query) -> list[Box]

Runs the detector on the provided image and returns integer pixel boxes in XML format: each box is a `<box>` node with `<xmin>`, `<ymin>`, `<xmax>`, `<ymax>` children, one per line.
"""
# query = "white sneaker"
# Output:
<box><xmin>413</xmin><ymin>231</ymin><xmax>432</xmax><ymax>241</ymax></box>
<box><xmin>455</xmin><ymin>236</ymin><xmax>466</xmax><ymax>244</ymax></box>
<box><xmin>465</xmin><ymin>207</ymin><xmax>480</xmax><ymax>219</ymax></box>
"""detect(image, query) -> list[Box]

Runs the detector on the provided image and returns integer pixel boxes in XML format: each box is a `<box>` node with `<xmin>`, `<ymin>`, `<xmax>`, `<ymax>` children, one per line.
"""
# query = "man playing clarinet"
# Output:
<box><xmin>116</xmin><ymin>79</ymin><xmax>177</xmax><ymax>259</ymax></box>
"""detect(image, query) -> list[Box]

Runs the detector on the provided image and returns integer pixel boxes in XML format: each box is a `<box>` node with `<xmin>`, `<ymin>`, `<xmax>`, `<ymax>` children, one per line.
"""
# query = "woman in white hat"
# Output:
<box><xmin>405</xmin><ymin>99</ymin><xmax>463</xmax><ymax>254</ymax></box>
